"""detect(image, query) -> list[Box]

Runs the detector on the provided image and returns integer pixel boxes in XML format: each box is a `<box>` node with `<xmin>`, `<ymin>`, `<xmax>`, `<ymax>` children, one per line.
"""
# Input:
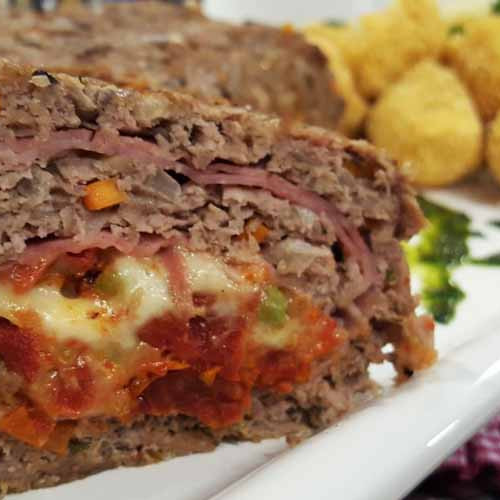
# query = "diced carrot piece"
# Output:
<box><xmin>199</xmin><ymin>366</ymin><xmax>221</xmax><ymax>386</ymax></box>
<box><xmin>306</xmin><ymin>306</ymin><xmax>322</xmax><ymax>323</ymax></box>
<box><xmin>166</xmin><ymin>360</ymin><xmax>191</xmax><ymax>371</ymax></box>
<box><xmin>44</xmin><ymin>421</ymin><xmax>76</xmax><ymax>455</ymax></box>
<box><xmin>252</xmin><ymin>224</ymin><xmax>270</xmax><ymax>244</ymax></box>
<box><xmin>241</xmin><ymin>263</ymin><xmax>272</xmax><ymax>284</ymax></box>
<box><xmin>129</xmin><ymin>359</ymin><xmax>190</xmax><ymax>398</ymax></box>
<box><xmin>0</xmin><ymin>406</ymin><xmax>55</xmax><ymax>448</ymax></box>
<box><xmin>122</xmin><ymin>77</ymin><xmax>151</xmax><ymax>91</ymax></box>
<box><xmin>275</xmin><ymin>382</ymin><xmax>293</xmax><ymax>394</ymax></box>
<box><xmin>83</xmin><ymin>179</ymin><xmax>127</xmax><ymax>211</ymax></box>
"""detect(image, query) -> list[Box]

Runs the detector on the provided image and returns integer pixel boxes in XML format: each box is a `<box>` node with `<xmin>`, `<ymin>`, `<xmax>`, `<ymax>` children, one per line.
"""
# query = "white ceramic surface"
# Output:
<box><xmin>15</xmin><ymin>1</ymin><xmax>500</xmax><ymax>500</ymax></box>
<box><xmin>204</xmin><ymin>0</ymin><xmax>492</xmax><ymax>25</ymax></box>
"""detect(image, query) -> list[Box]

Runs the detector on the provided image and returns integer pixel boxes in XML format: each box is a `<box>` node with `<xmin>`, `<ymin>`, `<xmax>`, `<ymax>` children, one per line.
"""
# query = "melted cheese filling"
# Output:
<box><xmin>0</xmin><ymin>253</ymin><xmax>255</xmax><ymax>350</ymax></box>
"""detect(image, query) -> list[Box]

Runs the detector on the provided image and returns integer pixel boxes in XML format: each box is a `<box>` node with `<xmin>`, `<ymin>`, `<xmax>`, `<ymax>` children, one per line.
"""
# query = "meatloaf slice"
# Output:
<box><xmin>0</xmin><ymin>2</ymin><xmax>343</xmax><ymax>128</ymax></box>
<box><xmin>0</xmin><ymin>62</ymin><xmax>434</xmax><ymax>494</ymax></box>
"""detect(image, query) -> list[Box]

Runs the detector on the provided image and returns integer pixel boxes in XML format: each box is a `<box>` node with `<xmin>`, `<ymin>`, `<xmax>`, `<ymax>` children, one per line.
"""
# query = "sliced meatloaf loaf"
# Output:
<box><xmin>0</xmin><ymin>62</ymin><xmax>434</xmax><ymax>494</ymax></box>
<box><xmin>0</xmin><ymin>2</ymin><xmax>343</xmax><ymax>128</ymax></box>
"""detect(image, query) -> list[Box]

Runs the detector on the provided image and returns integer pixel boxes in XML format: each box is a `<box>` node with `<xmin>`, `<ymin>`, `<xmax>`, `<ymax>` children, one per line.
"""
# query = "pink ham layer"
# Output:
<box><xmin>0</xmin><ymin>129</ymin><xmax>379</xmax><ymax>288</ymax></box>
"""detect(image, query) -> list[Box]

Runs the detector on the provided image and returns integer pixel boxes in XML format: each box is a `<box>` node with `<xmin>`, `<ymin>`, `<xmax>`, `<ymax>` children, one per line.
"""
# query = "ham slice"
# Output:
<box><xmin>0</xmin><ymin>129</ymin><xmax>171</xmax><ymax>168</ymax></box>
<box><xmin>180</xmin><ymin>164</ymin><xmax>378</xmax><ymax>286</ymax></box>
<box><xmin>0</xmin><ymin>130</ymin><xmax>378</xmax><ymax>286</ymax></box>
<box><xmin>0</xmin><ymin>130</ymin><xmax>94</xmax><ymax>167</ymax></box>
<box><xmin>16</xmin><ymin>233</ymin><xmax>171</xmax><ymax>267</ymax></box>
<box><xmin>0</xmin><ymin>233</ymin><xmax>172</xmax><ymax>283</ymax></box>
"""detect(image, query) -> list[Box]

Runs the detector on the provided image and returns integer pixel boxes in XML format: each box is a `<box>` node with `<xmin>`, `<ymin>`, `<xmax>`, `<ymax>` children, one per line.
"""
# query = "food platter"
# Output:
<box><xmin>16</xmin><ymin>182</ymin><xmax>500</xmax><ymax>499</ymax></box>
<box><xmin>11</xmin><ymin>2</ymin><xmax>500</xmax><ymax>499</ymax></box>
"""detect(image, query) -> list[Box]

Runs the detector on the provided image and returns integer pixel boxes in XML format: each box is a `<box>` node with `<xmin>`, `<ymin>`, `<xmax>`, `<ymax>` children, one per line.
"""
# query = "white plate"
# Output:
<box><xmin>16</xmin><ymin>2</ymin><xmax>500</xmax><ymax>500</ymax></box>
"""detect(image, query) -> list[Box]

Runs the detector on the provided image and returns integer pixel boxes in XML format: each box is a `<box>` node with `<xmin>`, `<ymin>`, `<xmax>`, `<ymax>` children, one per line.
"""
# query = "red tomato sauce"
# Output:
<box><xmin>137</xmin><ymin>293</ymin><xmax>342</xmax><ymax>428</ymax></box>
<box><xmin>0</xmin><ymin>319</ymin><xmax>42</xmax><ymax>382</ymax></box>
<box><xmin>137</xmin><ymin>311</ymin><xmax>250</xmax><ymax>379</ymax></box>
<box><xmin>141</xmin><ymin>370</ymin><xmax>250</xmax><ymax>428</ymax></box>
<box><xmin>0</xmin><ymin>248</ymin><xmax>345</xmax><ymax>452</ymax></box>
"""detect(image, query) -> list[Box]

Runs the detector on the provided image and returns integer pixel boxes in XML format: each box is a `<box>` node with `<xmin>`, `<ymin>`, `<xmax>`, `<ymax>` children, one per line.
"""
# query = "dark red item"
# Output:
<box><xmin>441</xmin><ymin>415</ymin><xmax>500</xmax><ymax>481</ymax></box>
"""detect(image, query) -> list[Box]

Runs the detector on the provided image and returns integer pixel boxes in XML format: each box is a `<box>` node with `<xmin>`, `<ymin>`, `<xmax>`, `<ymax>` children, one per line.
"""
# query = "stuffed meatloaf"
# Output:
<box><xmin>0</xmin><ymin>62</ymin><xmax>435</xmax><ymax>493</ymax></box>
<box><xmin>0</xmin><ymin>2</ymin><xmax>343</xmax><ymax>129</ymax></box>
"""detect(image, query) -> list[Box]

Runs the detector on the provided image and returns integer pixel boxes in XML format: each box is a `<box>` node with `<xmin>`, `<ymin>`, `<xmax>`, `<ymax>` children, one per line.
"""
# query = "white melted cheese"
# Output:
<box><xmin>184</xmin><ymin>253</ymin><xmax>239</xmax><ymax>294</ymax></box>
<box><xmin>0</xmin><ymin>253</ymin><xmax>246</xmax><ymax>350</ymax></box>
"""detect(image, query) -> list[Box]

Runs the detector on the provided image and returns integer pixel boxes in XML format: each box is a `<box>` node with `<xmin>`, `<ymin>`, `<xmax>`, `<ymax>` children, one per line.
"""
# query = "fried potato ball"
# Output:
<box><xmin>444</xmin><ymin>16</ymin><xmax>500</xmax><ymax>121</ymax></box>
<box><xmin>348</xmin><ymin>0</ymin><xmax>446</xmax><ymax>99</ymax></box>
<box><xmin>486</xmin><ymin>110</ymin><xmax>500</xmax><ymax>185</ymax></box>
<box><xmin>303</xmin><ymin>27</ymin><xmax>367</xmax><ymax>136</ymax></box>
<box><xmin>367</xmin><ymin>60</ymin><xmax>482</xmax><ymax>187</ymax></box>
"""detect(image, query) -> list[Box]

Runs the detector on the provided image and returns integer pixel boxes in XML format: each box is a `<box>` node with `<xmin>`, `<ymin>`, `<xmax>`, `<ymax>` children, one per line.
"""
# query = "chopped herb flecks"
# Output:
<box><xmin>470</xmin><ymin>253</ymin><xmax>500</xmax><ymax>266</ymax></box>
<box><xmin>406</xmin><ymin>197</ymin><xmax>500</xmax><ymax>324</ymax></box>
<box><xmin>325</xmin><ymin>19</ymin><xmax>346</xmax><ymax>27</ymax></box>
<box><xmin>405</xmin><ymin>198</ymin><xmax>471</xmax><ymax>324</ymax></box>
<box><xmin>94</xmin><ymin>269</ymin><xmax>122</xmax><ymax>297</ymax></box>
<box><xmin>414</xmin><ymin>197</ymin><xmax>471</xmax><ymax>266</ymax></box>
<box><xmin>385</xmin><ymin>268</ymin><xmax>397</xmax><ymax>286</ymax></box>
<box><xmin>259</xmin><ymin>286</ymin><xmax>289</xmax><ymax>327</ymax></box>
<box><xmin>68</xmin><ymin>439</ymin><xmax>90</xmax><ymax>454</ymax></box>
<box><xmin>448</xmin><ymin>24</ymin><xmax>464</xmax><ymax>36</ymax></box>
<box><xmin>418</xmin><ymin>264</ymin><xmax>465</xmax><ymax>324</ymax></box>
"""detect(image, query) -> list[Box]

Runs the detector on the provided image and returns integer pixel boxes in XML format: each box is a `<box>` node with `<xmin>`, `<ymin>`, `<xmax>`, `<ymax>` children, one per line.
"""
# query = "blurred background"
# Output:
<box><xmin>12</xmin><ymin>0</ymin><xmax>493</xmax><ymax>20</ymax></box>
<box><xmin>205</xmin><ymin>0</ymin><xmax>491</xmax><ymax>24</ymax></box>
